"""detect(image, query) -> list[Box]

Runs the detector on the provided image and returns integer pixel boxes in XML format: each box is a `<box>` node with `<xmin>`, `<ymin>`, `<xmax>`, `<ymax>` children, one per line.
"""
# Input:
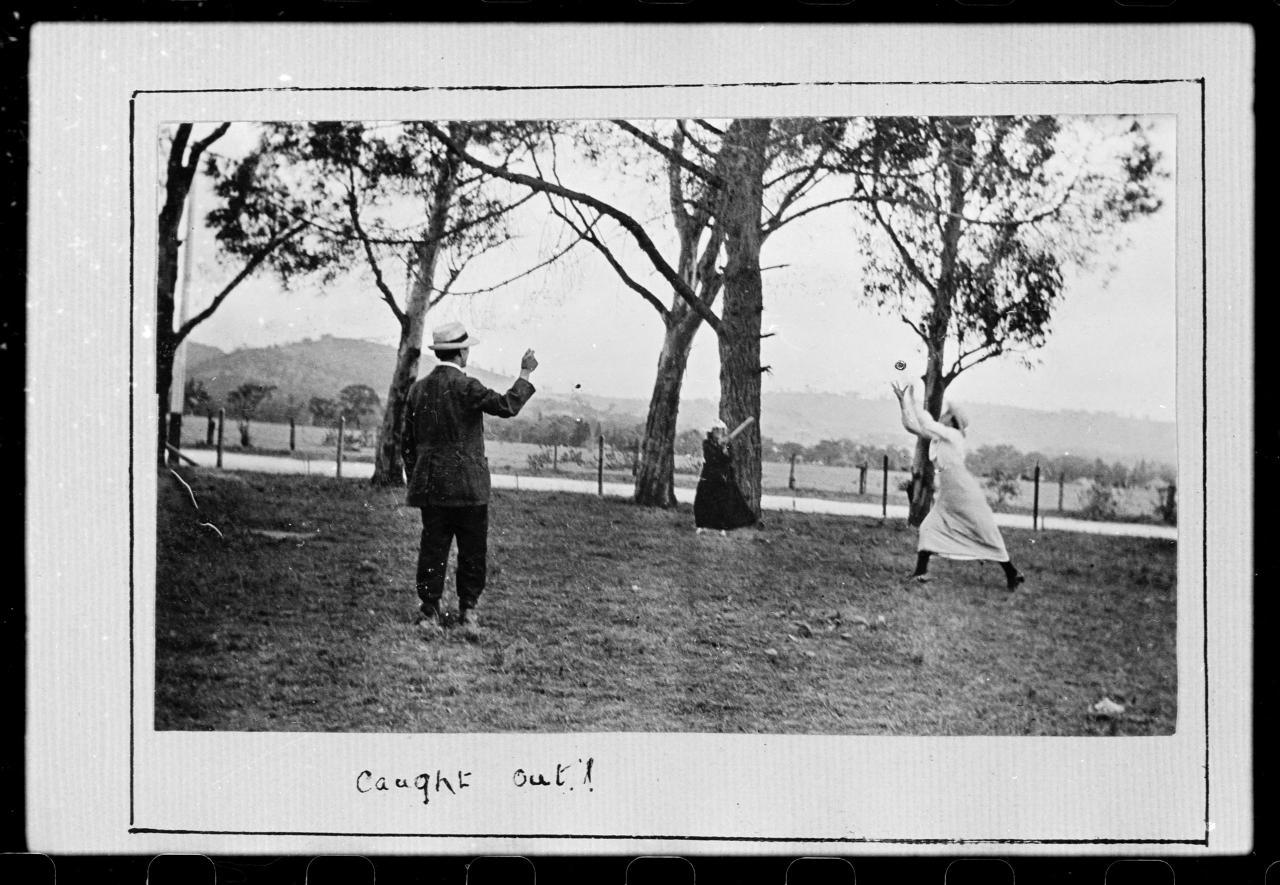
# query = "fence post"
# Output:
<box><xmin>336</xmin><ymin>416</ymin><xmax>345</xmax><ymax>478</ymax></box>
<box><xmin>289</xmin><ymin>416</ymin><xmax>296</xmax><ymax>452</ymax></box>
<box><xmin>882</xmin><ymin>454</ymin><xmax>889</xmax><ymax>519</ymax></box>
<box><xmin>206</xmin><ymin>413</ymin><xmax>216</xmax><ymax>446</ymax></box>
<box><xmin>1058</xmin><ymin>471</ymin><xmax>1065</xmax><ymax>512</ymax></box>
<box><xmin>788</xmin><ymin>452</ymin><xmax>797</xmax><ymax>490</ymax></box>
<box><xmin>1033</xmin><ymin>462</ymin><xmax>1041</xmax><ymax>530</ymax></box>
<box><xmin>553</xmin><ymin>443</ymin><xmax>558</xmax><ymax>472</ymax></box>
<box><xmin>859</xmin><ymin>463</ymin><xmax>867</xmax><ymax>495</ymax></box>
<box><xmin>598</xmin><ymin>434</ymin><xmax>604</xmax><ymax>496</ymax></box>
<box><xmin>166</xmin><ymin>413</ymin><xmax>183</xmax><ymax>465</ymax></box>
<box><xmin>216</xmin><ymin>408</ymin><xmax>225</xmax><ymax>468</ymax></box>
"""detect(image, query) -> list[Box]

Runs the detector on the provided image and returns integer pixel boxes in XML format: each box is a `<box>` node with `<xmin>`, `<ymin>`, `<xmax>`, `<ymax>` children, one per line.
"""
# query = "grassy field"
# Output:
<box><xmin>179</xmin><ymin>418</ymin><xmax>1168</xmax><ymax>521</ymax></box>
<box><xmin>155</xmin><ymin>469</ymin><xmax>1177</xmax><ymax>735</ymax></box>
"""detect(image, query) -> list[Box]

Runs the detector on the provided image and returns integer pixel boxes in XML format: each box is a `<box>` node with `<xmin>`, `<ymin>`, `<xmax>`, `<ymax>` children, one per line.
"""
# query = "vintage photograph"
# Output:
<box><xmin>152</xmin><ymin>113</ymin><xmax>1178</xmax><ymax>737</ymax></box>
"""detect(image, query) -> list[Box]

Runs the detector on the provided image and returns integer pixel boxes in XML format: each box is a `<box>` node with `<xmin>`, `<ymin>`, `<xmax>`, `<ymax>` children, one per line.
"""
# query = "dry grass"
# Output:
<box><xmin>155</xmin><ymin>469</ymin><xmax>1177</xmax><ymax>735</ymax></box>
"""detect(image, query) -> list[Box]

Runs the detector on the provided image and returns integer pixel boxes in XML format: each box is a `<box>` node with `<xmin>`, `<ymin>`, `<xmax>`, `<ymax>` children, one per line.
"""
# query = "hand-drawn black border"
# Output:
<box><xmin>127</xmin><ymin>77</ymin><xmax>1209</xmax><ymax>846</ymax></box>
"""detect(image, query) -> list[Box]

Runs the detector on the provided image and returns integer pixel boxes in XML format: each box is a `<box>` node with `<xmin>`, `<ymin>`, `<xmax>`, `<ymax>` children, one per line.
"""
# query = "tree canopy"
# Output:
<box><xmin>838</xmin><ymin>115</ymin><xmax>1165</xmax><ymax>381</ymax></box>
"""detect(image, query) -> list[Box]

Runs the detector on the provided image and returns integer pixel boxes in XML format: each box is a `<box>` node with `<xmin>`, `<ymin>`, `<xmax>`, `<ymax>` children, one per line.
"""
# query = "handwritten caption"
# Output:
<box><xmin>356</xmin><ymin>757</ymin><xmax>594</xmax><ymax>806</ymax></box>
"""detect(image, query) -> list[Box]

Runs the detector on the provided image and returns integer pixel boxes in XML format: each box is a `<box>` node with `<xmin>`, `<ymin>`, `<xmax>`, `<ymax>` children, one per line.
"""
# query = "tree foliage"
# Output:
<box><xmin>338</xmin><ymin>384</ymin><xmax>382</xmax><ymax>428</ymax></box>
<box><xmin>226</xmin><ymin>382</ymin><xmax>276</xmax><ymax>422</ymax></box>
<box><xmin>207</xmin><ymin>121</ymin><xmax>542</xmax><ymax>486</ymax></box>
<box><xmin>831</xmin><ymin>115</ymin><xmax>1166</xmax><ymax>522</ymax></box>
<box><xmin>207</xmin><ymin>121</ymin><xmax>536</xmax><ymax>311</ymax></box>
<box><xmin>309</xmin><ymin>396</ymin><xmax>341</xmax><ymax>426</ymax></box>
<box><xmin>226</xmin><ymin>381</ymin><xmax>276</xmax><ymax>447</ymax></box>
<box><xmin>839</xmin><ymin>115</ymin><xmax>1165</xmax><ymax>380</ymax></box>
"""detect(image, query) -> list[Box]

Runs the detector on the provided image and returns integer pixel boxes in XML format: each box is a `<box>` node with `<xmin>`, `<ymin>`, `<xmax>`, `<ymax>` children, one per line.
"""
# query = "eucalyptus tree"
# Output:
<box><xmin>426</xmin><ymin>117</ymin><xmax>850</xmax><ymax>514</ymax></box>
<box><xmin>832</xmin><ymin>115</ymin><xmax>1165</xmax><ymax>524</ymax></box>
<box><xmin>155</xmin><ymin>122</ymin><xmax>315</xmax><ymax>461</ymax></box>
<box><xmin>208</xmin><ymin>121</ymin><xmax>540</xmax><ymax>486</ymax></box>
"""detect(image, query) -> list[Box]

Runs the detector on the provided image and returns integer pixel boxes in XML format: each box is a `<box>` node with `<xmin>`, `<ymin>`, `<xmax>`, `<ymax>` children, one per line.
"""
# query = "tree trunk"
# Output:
<box><xmin>907</xmin><ymin>354</ymin><xmax>951</xmax><ymax>525</ymax></box>
<box><xmin>715</xmin><ymin>118</ymin><xmax>772</xmax><ymax>518</ymax></box>
<box><xmin>371</xmin><ymin>333</ymin><xmax>422</xmax><ymax>487</ymax></box>
<box><xmin>906</xmin><ymin>120</ymin><xmax>972</xmax><ymax>526</ymax></box>
<box><xmin>632</xmin><ymin>124</ymin><xmax>726</xmax><ymax>507</ymax></box>
<box><xmin>155</xmin><ymin>195</ymin><xmax>185</xmax><ymax>461</ymax></box>
<box><xmin>370</xmin><ymin>124</ymin><xmax>469</xmax><ymax>487</ymax></box>
<box><xmin>155</xmin><ymin>124</ymin><xmax>204</xmax><ymax>463</ymax></box>
<box><xmin>633</xmin><ymin>311</ymin><xmax>701</xmax><ymax>507</ymax></box>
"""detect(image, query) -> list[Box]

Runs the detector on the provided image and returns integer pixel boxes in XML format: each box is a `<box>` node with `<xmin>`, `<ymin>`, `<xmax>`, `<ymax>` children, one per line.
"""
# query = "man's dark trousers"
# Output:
<box><xmin>416</xmin><ymin>504</ymin><xmax>489</xmax><ymax>612</ymax></box>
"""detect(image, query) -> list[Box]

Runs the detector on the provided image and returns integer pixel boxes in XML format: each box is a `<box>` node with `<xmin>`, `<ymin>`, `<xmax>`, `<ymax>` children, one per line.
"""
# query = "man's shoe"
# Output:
<box><xmin>458</xmin><ymin>607</ymin><xmax>482</xmax><ymax>641</ymax></box>
<box><xmin>416</xmin><ymin>604</ymin><xmax>444</xmax><ymax>638</ymax></box>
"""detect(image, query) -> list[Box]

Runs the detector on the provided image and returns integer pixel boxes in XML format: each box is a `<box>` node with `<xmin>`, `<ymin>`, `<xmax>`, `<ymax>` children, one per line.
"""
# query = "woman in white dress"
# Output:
<box><xmin>891</xmin><ymin>380</ymin><xmax>1025</xmax><ymax>591</ymax></box>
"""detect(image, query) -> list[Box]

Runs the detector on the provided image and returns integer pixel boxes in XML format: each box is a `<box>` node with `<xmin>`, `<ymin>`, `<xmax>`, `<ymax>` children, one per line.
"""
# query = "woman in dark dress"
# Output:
<box><xmin>694</xmin><ymin>420</ymin><xmax>757</xmax><ymax>532</ymax></box>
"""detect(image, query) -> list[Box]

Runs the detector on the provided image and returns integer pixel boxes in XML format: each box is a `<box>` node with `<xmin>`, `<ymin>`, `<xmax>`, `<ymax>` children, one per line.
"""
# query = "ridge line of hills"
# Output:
<box><xmin>183</xmin><ymin>336</ymin><xmax>1176</xmax><ymax>466</ymax></box>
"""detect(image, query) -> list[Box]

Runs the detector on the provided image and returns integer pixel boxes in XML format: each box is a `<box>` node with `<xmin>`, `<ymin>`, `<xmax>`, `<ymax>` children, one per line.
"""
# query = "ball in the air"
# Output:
<box><xmin>574</xmin><ymin>383</ymin><xmax>582</xmax><ymax>389</ymax></box>
<box><xmin>894</xmin><ymin>360</ymin><xmax>907</xmax><ymax>371</ymax></box>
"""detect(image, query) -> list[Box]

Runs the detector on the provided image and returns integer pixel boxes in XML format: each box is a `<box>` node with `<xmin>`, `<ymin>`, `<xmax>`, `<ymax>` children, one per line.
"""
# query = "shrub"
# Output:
<box><xmin>602</xmin><ymin>447</ymin><xmax>633</xmax><ymax>471</ymax></box>
<box><xmin>1080</xmin><ymin>481</ymin><xmax>1119</xmax><ymax>521</ymax></box>
<box><xmin>677</xmin><ymin>455</ymin><xmax>703</xmax><ymax>475</ymax></box>
<box><xmin>986</xmin><ymin>468</ymin><xmax>1021</xmax><ymax>507</ymax></box>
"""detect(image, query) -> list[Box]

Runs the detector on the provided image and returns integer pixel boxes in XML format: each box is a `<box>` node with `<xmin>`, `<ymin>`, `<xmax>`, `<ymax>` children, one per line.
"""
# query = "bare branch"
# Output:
<box><xmin>947</xmin><ymin>343</ymin><xmax>1004</xmax><ymax>381</ymax></box>
<box><xmin>666</xmin><ymin>126</ymin><xmax>692</xmax><ymax>238</ymax></box>
<box><xmin>677</xmin><ymin>120</ymin><xmax>719</xmax><ymax>159</ymax></box>
<box><xmin>346</xmin><ymin>187</ymin><xmax>406</xmax><ymax>325</ymax></box>
<box><xmin>900</xmin><ymin>314</ymin><xmax>928</xmax><ymax>342</ymax></box>
<box><xmin>763</xmin><ymin>194</ymin><xmax>859</xmax><ymax>239</ymax></box>
<box><xmin>431</xmin><ymin>256</ymin><xmax>468</xmax><ymax>309</ymax></box>
<box><xmin>185</xmin><ymin>122</ymin><xmax>232</xmax><ymax>174</ymax></box>
<box><xmin>446</xmin><ymin>232</ymin><xmax>588</xmax><ymax>298</ymax></box>
<box><xmin>872</xmin><ymin>199</ymin><xmax>937</xmax><ymax>296</ymax></box>
<box><xmin>614</xmin><ymin>120</ymin><xmax>724</xmax><ymax>188</ymax></box>
<box><xmin>549</xmin><ymin>196</ymin><xmax>670</xmax><ymax>319</ymax></box>
<box><xmin>421</xmin><ymin>121</ymin><xmax>720</xmax><ymax>334</ymax></box>
<box><xmin>175</xmin><ymin>222</ymin><xmax>307</xmax><ymax>343</ymax></box>
<box><xmin>766</xmin><ymin>140</ymin><xmax>835</xmax><ymax>225</ymax></box>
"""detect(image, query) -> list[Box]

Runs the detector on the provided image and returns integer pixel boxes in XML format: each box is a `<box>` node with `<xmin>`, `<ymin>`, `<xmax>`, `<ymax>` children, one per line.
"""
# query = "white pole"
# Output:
<box><xmin>169</xmin><ymin>178</ymin><xmax>198</xmax><ymax>415</ymax></box>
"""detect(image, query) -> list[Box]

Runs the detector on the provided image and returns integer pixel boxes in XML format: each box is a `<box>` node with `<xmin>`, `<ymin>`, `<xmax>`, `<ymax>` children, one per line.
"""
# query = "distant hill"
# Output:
<box><xmin>184</xmin><ymin>335</ymin><xmax>512</xmax><ymax>417</ymax></box>
<box><xmin>754</xmin><ymin>391</ymin><xmax>1176</xmax><ymax>465</ymax></box>
<box><xmin>557</xmin><ymin>389</ymin><xmax>1176</xmax><ymax>466</ymax></box>
<box><xmin>185</xmin><ymin>341</ymin><xmax>224</xmax><ymax>370</ymax></box>
<box><xmin>182</xmin><ymin>335</ymin><xmax>1176</xmax><ymax>465</ymax></box>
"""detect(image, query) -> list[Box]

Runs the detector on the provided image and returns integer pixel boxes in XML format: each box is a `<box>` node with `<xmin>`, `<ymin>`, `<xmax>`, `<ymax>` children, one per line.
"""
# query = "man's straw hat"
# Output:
<box><xmin>428</xmin><ymin>321</ymin><xmax>480</xmax><ymax>351</ymax></box>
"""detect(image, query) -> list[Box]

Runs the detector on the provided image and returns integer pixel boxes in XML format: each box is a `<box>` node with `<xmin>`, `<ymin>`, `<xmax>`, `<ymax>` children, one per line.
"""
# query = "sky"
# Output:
<box><xmin>176</xmin><ymin>116</ymin><xmax>1177</xmax><ymax>422</ymax></box>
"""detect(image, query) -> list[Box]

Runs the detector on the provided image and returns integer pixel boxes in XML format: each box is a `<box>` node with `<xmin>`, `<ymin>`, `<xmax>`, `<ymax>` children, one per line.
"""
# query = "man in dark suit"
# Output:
<box><xmin>402</xmin><ymin>322</ymin><xmax>538</xmax><ymax>640</ymax></box>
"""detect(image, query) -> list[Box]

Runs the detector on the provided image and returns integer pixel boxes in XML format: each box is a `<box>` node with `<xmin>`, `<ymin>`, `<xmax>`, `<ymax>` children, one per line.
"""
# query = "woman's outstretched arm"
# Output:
<box><xmin>892</xmin><ymin>381</ymin><xmax>925</xmax><ymax>438</ymax></box>
<box><xmin>907</xmin><ymin>386</ymin><xmax>961</xmax><ymax>443</ymax></box>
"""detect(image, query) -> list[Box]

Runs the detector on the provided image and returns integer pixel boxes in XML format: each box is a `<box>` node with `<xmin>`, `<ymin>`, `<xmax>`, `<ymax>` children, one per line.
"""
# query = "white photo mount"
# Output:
<box><xmin>25</xmin><ymin>23</ymin><xmax>1252</xmax><ymax>855</ymax></box>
